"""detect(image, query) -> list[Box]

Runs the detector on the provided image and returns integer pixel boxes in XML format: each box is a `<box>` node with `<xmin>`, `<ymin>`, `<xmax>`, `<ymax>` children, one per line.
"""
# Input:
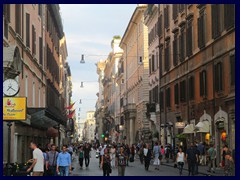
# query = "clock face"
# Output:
<box><xmin>3</xmin><ymin>79</ymin><xmax>20</xmax><ymax>97</ymax></box>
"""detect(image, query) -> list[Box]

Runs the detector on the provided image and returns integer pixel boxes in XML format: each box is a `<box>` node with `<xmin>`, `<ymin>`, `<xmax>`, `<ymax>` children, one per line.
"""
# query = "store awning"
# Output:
<box><xmin>28</xmin><ymin>108</ymin><xmax>59</xmax><ymax>129</ymax></box>
<box><xmin>183</xmin><ymin>124</ymin><xmax>194</xmax><ymax>134</ymax></box>
<box><xmin>195</xmin><ymin>121</ymin><xmax>209</xmax><ymax>133</ymax></box>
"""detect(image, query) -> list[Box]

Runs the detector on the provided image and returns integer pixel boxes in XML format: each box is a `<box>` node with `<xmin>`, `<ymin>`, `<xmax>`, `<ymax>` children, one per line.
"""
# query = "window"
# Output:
<box><xmin>33</xmin><ymin>82</ymin><xmax>35</xmax><ymax>107</ymax></box>
<box><xmin>39</xmin><ymin>37</ymin><xmax>43</xmax><ymax>65</ymax></box>
<box><xmin>26</xmin><ymin>13</ymin><xmax>30</xmax><ymax>47</ymax></box>
<box><xmin>166</xmin><ymin>87</ymin><xmax>171</xmax><ymax>107</ymax></box>
<box><xmin>15</xmin><ymin>4</ymin><xmax>21</xmax><ymax>36</ymax></box>
<box><xmin>180</xmin><ymin>80</ymin><xmax>186</xmax><ymax>102</ymax></box>
<box><xmin>214</xmin><ymin>62</ymin><xmax>223</xmax><ymax>92</ymax></box>
<box><xmin>164</xmin><ymin>6</ymin><xmax>169</xmax><ymax>29</ymax></box>
<box><xmin>172</xmin><ymin>4</ymin><xmax>178</xmax><ymax>20</ymax></box>
<box><xmin>230</xmin><ymin>55</ymin><xmax>235</xmax><ymax>86</ymax></box>
<box><xmin>224</xmin><ymin>4</ymin><xmax>235</xmax><ymax>30</ymax></box>
<box><xmin>120</xmin><ymin>98</ymin><xmax>124</xmax><ymax>107</ymax></box>
<box><xmin>139</xmin><ymin>56</ymin><xmax>143</xmax><ymax>64</ymax></box>
<box><xmin>149</xmin><ymin>90</ymin><xmax>152</xmax><ymax>103</ymax></box>
<box><xmin>38</xmin><ymin>87</ymin><xmax>41</xmax><ymax>107</ymax></box>
<box><xmin>32</xmin><ymin>25</ymin><xmax>36</xmax><ymax>55</ymax></box>
<box><xmin>174</xmin><ymin>83</ymin><xmax>179</xmax><ymax>105</ymax></box>
<box><xmin>160</xmin><ymin>90</ymin><xmax>164</xmax><ymax>111</ymax></box>
<box><xmin>25</xmin><ymin>75</ymin><xmax>28</xmax><ymax>98</ymax></box>
<box><xmin>149</xmin><ymin>58</ymin><xmax>152</xmax><ymax>74</ymax></box>
<box><xmin>179</xmin><ymin>4</ymin><xmax>185</xmax><ymax>13</ymax></box>
<box><xmin>197</xmin><ymin>9</ymin><xmax>206</xmax><ymax>49</ymax></box>
<box><xmin>153</xmin><ymin>86</ymin><xmax>159</xmax><ymax>103</ymax></box>
<box><xmin>159</xmin><ymin>47</ymin><xmax>163</xmax><ymax>77</ymax></box>
<box><xmin>173</xmin><ymin>33</ymin><xmax>178</xmax><ymax>66</ymax></box>
<box><xmin>164</xmin><ymin>40</ymin><xmax>170</xmax><ymax>71</ymax></box>
<box><xmin>186</xmin><ymin>20</ymin><xmax>193</xmax><ymax>57</ymax></box>
<box><xmin>156</xmin><ymin>52</ymin><xmax>159</xmax><ymax>68</ymax></box>
<box><xmin>179</xmin><ymin>27</ymin><xmax>185</xmax><ymax>62</ymax></box>
<box><xmin>4</xmin><ymin>4</ymin><xmax>10</xmax><ymax>39</ymax></box>
<box><xmin>189</xmin><ymin>76</ymin><xmax>195</xmax><ymax>100</ymax></box>
<box><xmin>212</xmin><ymin>4</ymin><xmax>221</xmax><ymax>39</ymax></box>
<box><xmin>200</xmin><ymin>70</ymin><xmax>207</xmax><ymax>96</ymax></box>
<box><xmin>152</xmin><ymin>54</ymin><xmax>155</xmax><ymax>72</ymax></box>
<box><xmin>158</xmin><ymin>15</ymin><xmax>163</xmax><ymax>37</ymax></box>
<box><xmin>38</xmin><ymin>4</ymin><xmax>42</xmax><ymax>16</ymax></box>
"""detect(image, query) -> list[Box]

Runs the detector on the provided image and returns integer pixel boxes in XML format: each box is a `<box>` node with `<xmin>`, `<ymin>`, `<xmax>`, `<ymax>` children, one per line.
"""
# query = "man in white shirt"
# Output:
<box><xmin>27</xmin><ymin>142</ymin><xmax>44</xmax><ymax>176</ymax></box>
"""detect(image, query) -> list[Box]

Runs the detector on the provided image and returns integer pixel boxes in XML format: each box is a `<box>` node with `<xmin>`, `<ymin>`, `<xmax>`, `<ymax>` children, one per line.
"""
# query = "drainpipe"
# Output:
<box><xmin>21</xmin><ymin>4</ymin><xmax>24</xmax><ymax>79</ymax></box>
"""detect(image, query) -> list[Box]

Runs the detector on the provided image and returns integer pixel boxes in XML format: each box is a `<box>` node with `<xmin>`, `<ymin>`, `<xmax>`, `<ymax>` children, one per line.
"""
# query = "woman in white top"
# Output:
<box><xmin>176</xmin><ymin>147</ymin><xmax>185</xmax><ymax>176</ymax></box>
<box><xmin>110</xmin><ymin>145</ymin><xmax>116</xmax><ymax>168</ymax></box>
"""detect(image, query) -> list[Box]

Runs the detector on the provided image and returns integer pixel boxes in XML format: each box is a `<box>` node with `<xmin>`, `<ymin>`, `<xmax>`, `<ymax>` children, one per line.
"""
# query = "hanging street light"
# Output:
<box><xmin>80</xmin><ymin>54</ymin><xmax>85</xmax><ymax>64</ymax></box>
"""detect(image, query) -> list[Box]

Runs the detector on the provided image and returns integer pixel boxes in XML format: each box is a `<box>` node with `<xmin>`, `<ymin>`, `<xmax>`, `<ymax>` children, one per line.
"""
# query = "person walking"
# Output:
<box><xmin>160</xmin><ymin>146</ymin><xmax>164</xmax><ymax>165</ymax></box>
<box><xmin>176</xmin><ymin>147</ymin><xmax>185</xmax><ymax>176</ymax></box>
<box><xmin>165</xmin><ymin>145</ymin><xmax>170</xmax><ymax>163</ymax></box>
<box><xmin>224</xmin><ymin>151</ymin><xmax>235</xmax><ymax>176</ymax></box>
<box><xmin>56</xmin><ymin>145</ymin><xmax>72</xmax><ymax>176</ymax></box>
<box><xmin>110</xmin><ymin>145</ymin><xmax>116</xmax><ymax>168</ymax></box>
<box><xmin>125</xmin><ymin>144</ymin><xmax>130</xmax><ymax>166</ymax></box>
<box><xmin>139</xmin><ymin>146</ymin><xmax>144</xmax><ymax>164</ymax></box>
<box><xmin>27</xmin><ymin>142</ymin><xmax>44</xmax><ymax>176</ymax></box>
<box><xmin>46</xmin><ymin>144</ymin><xmax>59</xmax><ymax>176</ymax></box>
<box><xmin>101</xmin><ymin>148</ymin><xmax>111</xmax><ymax>176</ymax></box>
<box><xmin>143</xmin><ymin>144</ymin><xmax>152</xmax><ymax>171</ymax></box>
<box><xmin>186</xmin><ymin>143</ymin><xmax>198</xmax><ymax>176</ymax></box>
<box><xmin>83</xmin><ymin>143</ymin><xmax>91</xmax><ymax>168</ymax></box>
<box><xmin>78</xmin><ymin>146</ymin><xmax>84</xmax><ymax>169</ymax></box>
<box><xmin>130</xmin><ymin>144</ymin><xmax>135</xmax><ymax>162</ymax></box>
<box><xmin>195</xmin><ymin>144</ymin><xmax>200</xmax><ymax>175</ymax></box>
<box><xmin>207</xmin><ymin>143</ymin><xmax>216</xmax><ymax>174</ymax></box>
<box><xmin>116</xmin><ymin>146</ymin><xmax>128</xmax><ymax>176</ymax></box>
<box><xmin>153</xmin><ymin>142</ymin><xmax>160</xmax><ymax>170</ymax></box>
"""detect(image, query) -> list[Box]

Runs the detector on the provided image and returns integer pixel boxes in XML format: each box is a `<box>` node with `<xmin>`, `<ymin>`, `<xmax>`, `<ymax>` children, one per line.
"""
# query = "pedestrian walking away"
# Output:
<box><xmin>207</xmin><ymin>144</ymin><xmax>216</xmax><ymax>174</ymax></box>
<box><xmin>110</xmin><ymin>145</ymin><xmax>116</xmax><ymax>168</ymax></box>
<box><xmin>78</xmin><ymin>146</ymin><xmax>84</xmax><ymax>169</ymax></box>
<box><xmin>56</xmin><ymin>145</ymin><xmax>72</xmax><ymax>176</ymax></box>
<box><xmin>186</xmin><ymin>143</ymin><xmax>198</xmax><ymax>176</ymax></box>
<box><xmin>46</xmin><ymin>144</ymin><xmax>59</xmax><ymax>176</ymax></box>
<box><xmin>27</xmin><ymin>142</ymin><xmax>44</xmax><ymax>176</ymax></box>
<box><xmin>153</xmin><ymin>142</ymin><xmax>160</xmax><ymax>170</ymax></box>
<box><xmin>84</xmin><ymin>143</ymin><xmax>91</xmax><ymax>167</ymax></box>
<box><xmin>176</xmin><ymin>147</ymin><xmax>185</xmax><ymax>176</ymax></box>
<box><xmin>143</xmin><ymin>144</ymin><xmax>152</xmax><ymax>171</ymax></box>
<box><xmin>101</xmin><ymin>148</ymin><xmax>111</xmax><ymax>176</ymax></box>
<box><xmin>116</xmin><ymin>146</ymin><xmax>128</xmax><ymax>176</ymax></box>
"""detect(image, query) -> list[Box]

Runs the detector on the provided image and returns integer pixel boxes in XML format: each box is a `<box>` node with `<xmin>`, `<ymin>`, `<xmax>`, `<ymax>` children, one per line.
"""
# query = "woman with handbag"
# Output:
<box><xmin>101</xmin><ymin>148</ymin><xmax>111</xmax><ymax>176</ymax></box>
<box><xmin>176</xmin><ymin>147</ymin><xmax>185</xmax><ymax>176</ymax></box>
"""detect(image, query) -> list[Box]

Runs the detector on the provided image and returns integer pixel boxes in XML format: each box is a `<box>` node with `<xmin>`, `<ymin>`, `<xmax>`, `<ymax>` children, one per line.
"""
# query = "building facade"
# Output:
<box><xmin>144</xmin><ymin>4</ymin><xmax>235</xmax><ymax>164</ymax></box>
<box><xmin>82</xmin><ymin>111</ymin><xmax>96</xmax><ymax>142</ymax></box>
<box><xmin>3</xmin><ymin>4</ymin><xmax>71</xmax><ymax>164</ymax></box>
<box><xmin>119</xmin><ymin>4</ymin><xmax>150</xmax><ymax>145</ymax></box>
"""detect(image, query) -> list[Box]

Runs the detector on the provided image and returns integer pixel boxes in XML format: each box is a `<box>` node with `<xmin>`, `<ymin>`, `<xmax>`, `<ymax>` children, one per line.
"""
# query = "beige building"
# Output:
<box><xmin>83</xmin><ymin>111</ymin><xmax>96</xmax><ymax>142</ymax></box>
<box><xmin>119</xmin><ymin>4</ymin><xmax>150</xmax><ymax>145</ymax></box>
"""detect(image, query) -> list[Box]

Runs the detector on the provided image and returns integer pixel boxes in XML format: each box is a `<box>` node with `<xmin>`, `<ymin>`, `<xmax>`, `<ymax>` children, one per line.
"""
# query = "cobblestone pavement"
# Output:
<box><xmin>70</xmin><ymin>150</ymin><xmax>223</xmax><ymax>176</ymax></box>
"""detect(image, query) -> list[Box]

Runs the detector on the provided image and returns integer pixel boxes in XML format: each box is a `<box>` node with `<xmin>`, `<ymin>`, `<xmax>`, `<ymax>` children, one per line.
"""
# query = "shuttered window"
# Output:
<box><xmin>26</xmin><ymin>13</ymin><xmax>30</xmax><ymax>48</ymax></box>
<box><xmin>156</xmin><ymin>52</ymin><xmax>159</xmax><ymax>68</ymax></box>
<box><xmin>15</xmin><ymin>4</ymin><xmax>21</xmax><ymax>36</ymax></box>
<box><xmin>186</xmin><ymin>20</ymin><xmax>193</xmax><ymax>57</ymax></box>
<box><xmin>174</xmin><ymin>83</ymin><xmax>179</xmax><ymax>105</ymax></box>
<box><xmin>200</xmin><ymin>70</ymin><xmax>207</xmax><ymax>96</ymax></box>
<box><xmin>164</xmin><ymin>41</ymin><xmax>170</xmax><ymax>72</ymax></box>
<box><xmin>38</xmin><ymin>4</ymin><xmax>42</xmax><ymax>16</ymax></box>
<box><xmin>3</xmin><ymin>4</ymin><xmax>10</xmax><ymax>22</ymax></box>
<box><xmin>224</xmin><ymin>4</ymin><xmax>235</xmax><ymax>30</ymax></box>
<box><xmin>149</xmin><ymin>90</ymin><xmax>152</xmax><ymax>103</ymax></box>
<box><xmin>180</xmin><ymin>80</ymin><xmax>186</xmax><ymax>102</ymax></box>
<box><xmin>158</xmin><ymin>15</ymin><xmax>163</xmax><ymax>37</ymax></box>
<box><xmin>164</xmin><ymin>6</ymin><xmax>169</xmax><ymax>29</ymax></box>
<box><xmin>39</xmin><ymin>37</ymin><xmax>43</xmax><ymax>65</ymax></box>
<box><xmin>173</xmin><ymin>34</ymin><xmax>178</xmax><ymax>66</ymax></box>
<box><xmin>172</xmin><ymin>4</ymin><xmax>178</xmax><ymax>20</ymax></box>
<box><xmin>152</xmin><ymin>54</ymin><xmax>155</xmax><ymax>72</ymax></box>
<box><xmin>179</xmin><ymin>4</ymin><xmax>185</xmax><ymax>13</ymax></box>
<box><xmin>32</xmin><ymin>25</ymin><xmax>36</xmax><ymax>55</ymax></box>
<box><xmin>149</xmin><ymin>58</ymin><xmax>152</xmax><ymax>74</ymax></box>
<box><xmin>155</xmin><ymin>85</ymin><xmax>159</xmax><ymax>103</ymax></box>
<box><xmin>214</xmin><ymin>62</ymin><xmax>223</xmax><ymax>92</ymax></box>
<box><xmin>160</xmin><ymin>90</ymin><xmax>164</xmax><ymax>111</ymax></box>
<box><xmin>166</xmin><ymin>87</ymin><xmax>171</xmax><ymax>107</ymax></box>
<box><xmin>159</xmin><ymin>47</ymin><xmax>163</xmax><ymax>77</ymax></box>
<box><xmin>230</xmin><ymin>55</ymin><xmax>235</xmax><ymax>86</ymax></box>
<box><xmin>212</xmin><ymin>4</ymin><xmax>221</xmax><ymax>39</ymax></box>
<box><xmin>189</xmin><ymin>76</ymin><xmax>195</xmax><ymax>100</ymax></box>
<box><xmin>197</xmin><ymin>12</ymin><xmax>206</xmax><ymax>49</ymax></box>
<box><xmin>179</xmin><ymin>29</ymin><xmax>185</xmax><ymax>62</ymax></box>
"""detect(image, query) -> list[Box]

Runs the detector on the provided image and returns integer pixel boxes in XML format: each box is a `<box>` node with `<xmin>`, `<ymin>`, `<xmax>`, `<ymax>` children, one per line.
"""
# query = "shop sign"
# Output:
<box><xmin>175</xmin><ymin>122</ymin><xmax>185</xmax><ymax>129</ymax></box>
<box><xmin>3</xmin><ymin>97</ymin><xmax>27</xmax><ymax>121</ymax></box>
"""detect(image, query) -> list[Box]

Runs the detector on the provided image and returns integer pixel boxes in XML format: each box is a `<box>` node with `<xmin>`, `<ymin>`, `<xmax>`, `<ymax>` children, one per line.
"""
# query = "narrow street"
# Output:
<box><xmin>70</xmin><ymin>150</ymin><xmax>222</xmax><ymax>176</ymax></box>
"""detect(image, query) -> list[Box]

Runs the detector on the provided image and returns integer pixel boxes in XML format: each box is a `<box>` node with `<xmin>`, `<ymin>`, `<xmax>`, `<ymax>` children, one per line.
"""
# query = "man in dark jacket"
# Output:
<box><xmin>186</xmin><ymin>143</ymin><xmax>198</xmax><ymax>176</ymax></box>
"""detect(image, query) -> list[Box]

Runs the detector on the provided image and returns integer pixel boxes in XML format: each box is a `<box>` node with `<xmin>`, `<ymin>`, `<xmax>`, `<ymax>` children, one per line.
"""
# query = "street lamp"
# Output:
<box><xmin>80</xmin><ymin>54</ymin><xmax>85</xmax><ymax>64</ymax></box>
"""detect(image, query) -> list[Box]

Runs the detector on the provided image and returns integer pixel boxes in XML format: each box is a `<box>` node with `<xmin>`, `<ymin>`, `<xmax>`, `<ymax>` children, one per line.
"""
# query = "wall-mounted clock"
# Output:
<box><xmin>3</xmin><ymin>79</ymin><xmax>20</xmax><ymax>97</ymax></box>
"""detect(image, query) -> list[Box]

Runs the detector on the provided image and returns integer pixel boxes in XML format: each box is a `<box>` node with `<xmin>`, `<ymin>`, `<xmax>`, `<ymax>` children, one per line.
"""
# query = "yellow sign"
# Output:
<box><xmin>3</xmin><ymin>97</ymin><xmax>27</xmax><ymax>121</ymax></box>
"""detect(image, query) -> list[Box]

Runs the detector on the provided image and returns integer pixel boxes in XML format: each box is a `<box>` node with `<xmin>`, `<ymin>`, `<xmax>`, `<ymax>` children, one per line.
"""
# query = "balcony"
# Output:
<box><xmin>123</xmin><ymin>103</ymin><xmax>136</xmax><ymax>119</ymax></box>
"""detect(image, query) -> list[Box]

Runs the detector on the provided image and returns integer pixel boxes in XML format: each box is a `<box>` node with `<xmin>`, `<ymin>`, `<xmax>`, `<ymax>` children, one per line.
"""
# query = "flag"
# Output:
<box><xmin>67</xmin><ymin>109</ymin><xmax>75</xmax><ymax>119</ymax></box>
<box><xmin>65</xmin><ymin>102</ymin><xmax>75</xmax><ymax>110</ymax></box>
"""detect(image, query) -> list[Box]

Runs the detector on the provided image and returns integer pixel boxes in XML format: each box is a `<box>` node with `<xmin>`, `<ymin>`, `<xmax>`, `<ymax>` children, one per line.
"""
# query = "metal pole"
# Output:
<box><xmin>7</xmin><ymin>121</ymin><xmax>12</xmax><ymax>176</ymax></box>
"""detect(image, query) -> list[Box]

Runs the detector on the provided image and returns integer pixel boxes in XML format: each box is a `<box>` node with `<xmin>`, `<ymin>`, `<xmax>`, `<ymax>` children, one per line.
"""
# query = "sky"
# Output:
<box><xmin>60</xmin><ymin>4</ymin><xmax>136</xmax><ymax>122</ymax></box>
